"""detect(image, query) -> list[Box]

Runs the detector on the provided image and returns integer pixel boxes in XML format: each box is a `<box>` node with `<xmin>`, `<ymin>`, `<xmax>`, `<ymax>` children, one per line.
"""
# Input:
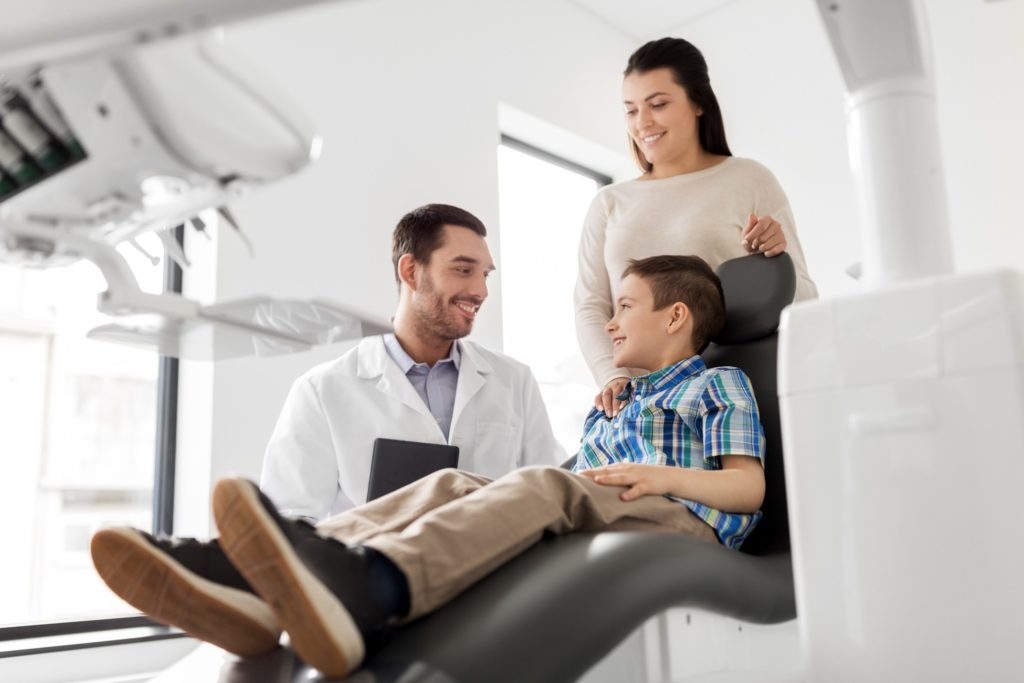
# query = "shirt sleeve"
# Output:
<box><xmin>752</xmin><ymin>165</ymin><xmax>818</xmax><ymax>302</ymax></box>
<box><xmin>260</xmin><ymin>375</ymin><xmax>341</xmax><ymax>521</ymax></box>
<box><xmin>698</xmin><ymin>368</ymin><xmax>765</xmax><ymax>464</ymax></box>
<box><xmin>570</xmin><ymin>406</ymin><xmax>608</xmax><ymax>472</ymax></box>
<box><xmin>574</xmin><ymin>191</ymin><xmax>630</xmax><ymax>389</ymax></box>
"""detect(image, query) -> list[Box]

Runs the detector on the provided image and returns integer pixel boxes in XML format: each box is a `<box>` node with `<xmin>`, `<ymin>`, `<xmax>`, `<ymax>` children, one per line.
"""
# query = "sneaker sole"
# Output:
<box><xmin>212</xmin><ymin>479</ymin><xmax>365</xmax><ymax>677</ymax></box>
<box><xmin>90</xmin><ymin>527</ymin><xmax>281</xmax><ymax>656</ymax></box>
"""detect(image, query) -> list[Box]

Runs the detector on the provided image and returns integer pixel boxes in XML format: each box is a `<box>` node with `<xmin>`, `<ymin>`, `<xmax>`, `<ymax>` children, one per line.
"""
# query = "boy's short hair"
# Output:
<box><xmin>392</xmin><ymin>204</ymin><xmax>487</xmax><ymax>285</ymax></box>
<box><xmin>622</xmin><ymin>255</ymin><xmax>726</xmax><ymax>354</ymax></box>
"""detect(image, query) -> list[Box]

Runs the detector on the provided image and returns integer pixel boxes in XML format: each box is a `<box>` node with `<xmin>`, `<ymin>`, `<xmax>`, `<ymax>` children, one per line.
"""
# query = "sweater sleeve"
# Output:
<box><xmin>752</xmin><ymin>165</ymin><xmax>818</xmax><ymax>301</ymax></box>
<box><xmin>574</xmin><ymin>192</ymin><xmax>629</xmax><ymax>388</ymax></box>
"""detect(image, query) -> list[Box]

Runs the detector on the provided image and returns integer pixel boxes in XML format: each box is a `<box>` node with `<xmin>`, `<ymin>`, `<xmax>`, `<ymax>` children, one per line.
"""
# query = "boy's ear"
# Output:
<box><xmin>666</xmin><ymin>302</ymin><xmax>690</xmax><ymax>335</ymax></box>
<box><xmin>398</xmin><ymin>254</ymin><xmax>419</xmax><ymax>292</ymax></box>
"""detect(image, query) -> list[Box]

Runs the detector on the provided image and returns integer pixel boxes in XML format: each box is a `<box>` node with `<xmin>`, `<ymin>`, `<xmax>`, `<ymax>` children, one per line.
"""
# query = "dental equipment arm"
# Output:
<box><xmin>816</xmin><ymin>0</ymin><xmax>953</xmax><ymax>287</ymax></box>
<box><xmin>0</xmin><ymin>0</ymin><xmax>391</xmax><ymax>359</ymax></box>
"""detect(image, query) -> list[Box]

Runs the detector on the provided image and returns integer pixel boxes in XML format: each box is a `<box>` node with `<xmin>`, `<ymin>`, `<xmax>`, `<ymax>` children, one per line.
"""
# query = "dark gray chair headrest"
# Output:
<box><xmin>712</xmin><ymin>253</ymin><xmax>796</xmax><ymax>345</ymax></box>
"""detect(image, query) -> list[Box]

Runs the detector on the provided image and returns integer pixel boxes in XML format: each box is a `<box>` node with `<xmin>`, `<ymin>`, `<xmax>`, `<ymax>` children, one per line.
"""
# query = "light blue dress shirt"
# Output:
<box><xmin>382</xmin><ymin>333</ymin><xmax>461</xmax><ymax>439</ymax></box>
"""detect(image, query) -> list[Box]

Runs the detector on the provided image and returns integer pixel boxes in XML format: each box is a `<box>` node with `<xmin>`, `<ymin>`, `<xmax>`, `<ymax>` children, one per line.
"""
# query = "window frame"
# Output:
<box><xmin>152</xmin><ymin>224</ymin><xmax>183</xmax><ymax>536</ymax></box>
<box><xmin>0</xmin><ymin>617</ymin><xmax>181</xmax><ymax>658</ymax></box>
<box><xmin>500</xmin><ymin>134</ymin><xmax>613</xmax><ymax>187</ymax></box>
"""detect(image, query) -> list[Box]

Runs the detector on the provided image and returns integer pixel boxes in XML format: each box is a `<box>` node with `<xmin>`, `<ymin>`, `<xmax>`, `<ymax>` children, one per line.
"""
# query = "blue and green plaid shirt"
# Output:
<box><xmin>571</xmin><ymin>356</ymin><xmax>765</xmax><ymax>550</ymax></box>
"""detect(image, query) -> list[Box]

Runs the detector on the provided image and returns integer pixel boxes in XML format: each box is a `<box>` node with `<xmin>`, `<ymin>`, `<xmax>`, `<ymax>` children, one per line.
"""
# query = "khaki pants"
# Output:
<box><xmin>316</xmin><ymin>466</ymin><xmax>717</xmax><ymax>619</ymax></box>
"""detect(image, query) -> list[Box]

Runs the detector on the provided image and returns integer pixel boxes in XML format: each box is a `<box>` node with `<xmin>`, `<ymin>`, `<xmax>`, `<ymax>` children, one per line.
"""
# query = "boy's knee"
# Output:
<box><xmin>423</xmin><ymin>467</ymin><xmax>479</xmax><ymax>494</ymax></box>
<box><xmin>425</xmin><ymin>467</ymin><xmax>463</xmax><ymax>485</ymax></box>
<box><xmin>507</xmin><ymin>465</ymin><xmax>575</xmax><ymax>488</ymax></box>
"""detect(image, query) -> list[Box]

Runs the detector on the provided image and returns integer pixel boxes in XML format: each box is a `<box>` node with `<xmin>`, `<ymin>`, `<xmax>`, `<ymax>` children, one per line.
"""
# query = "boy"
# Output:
<box><xmin>91</xmin><ymin>254</ymin><xmax>765</xmax><ymax>678</ymax></box>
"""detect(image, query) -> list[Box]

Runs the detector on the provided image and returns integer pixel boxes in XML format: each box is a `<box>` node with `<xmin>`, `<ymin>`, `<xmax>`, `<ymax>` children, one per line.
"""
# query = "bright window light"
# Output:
<box><xmin>497</xmin><ymin>141</ymin><xmax>605</xmax><ymax>456</ymax></box>
<box><xmin>0</xmin><ymin>233</ymin><xmax>164</xmax><ymax>626</ymax></box>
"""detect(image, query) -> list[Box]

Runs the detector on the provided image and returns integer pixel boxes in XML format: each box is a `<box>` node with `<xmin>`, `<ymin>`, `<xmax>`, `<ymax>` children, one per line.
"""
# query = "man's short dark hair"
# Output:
<box><xmin>392</xmin><ymin>204</ymin><xmax>487</xmax><ymax>285</ymax></box>
<box><xmin>622</xmin><ymin>254</ymin><xmax>725</xmax><ymax>354</ymax></box>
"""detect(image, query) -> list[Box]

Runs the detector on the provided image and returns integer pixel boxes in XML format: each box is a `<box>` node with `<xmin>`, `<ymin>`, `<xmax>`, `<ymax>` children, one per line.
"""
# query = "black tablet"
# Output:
<box><xmin>367</xmin><ymin>438</ymin><xmax>460</xmax><ymax>501</ymax></box>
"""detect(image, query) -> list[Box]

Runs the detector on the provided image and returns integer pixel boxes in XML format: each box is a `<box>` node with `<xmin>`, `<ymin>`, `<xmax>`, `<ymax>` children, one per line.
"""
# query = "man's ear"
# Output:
<box><xmin>666</xmin><ymin>302</ymin><xmax>691</xmax><ymax>335</ymax></box>
<box><xmin>397</xmin><ymin>254</ymin><xmax>419</xmax><ymax>292</ymax></box>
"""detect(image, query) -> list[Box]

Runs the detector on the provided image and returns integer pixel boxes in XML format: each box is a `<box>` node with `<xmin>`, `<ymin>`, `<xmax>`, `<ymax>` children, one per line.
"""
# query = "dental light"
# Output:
<box><xmin>0</xmin><ymin>0</ymin><xmax>389</xmax><ymax>360</ymax></box>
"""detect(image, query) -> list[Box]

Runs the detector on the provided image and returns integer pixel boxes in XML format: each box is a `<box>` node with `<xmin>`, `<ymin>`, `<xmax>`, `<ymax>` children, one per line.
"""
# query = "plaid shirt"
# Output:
<box><xmin>571</xmin><ymin>356</ymin><xmax>765</xmax><ymax>549</ymax></box>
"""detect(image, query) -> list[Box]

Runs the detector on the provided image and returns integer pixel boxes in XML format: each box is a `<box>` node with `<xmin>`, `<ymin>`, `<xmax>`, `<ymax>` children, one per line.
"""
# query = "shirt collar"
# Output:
<box><xmin>383</xmin><ymin>333</ymin><xmax>461</xmax><ymax>373</ymax></box>
<box><xmin>621</xmin><ymin>355</ymin><xmax>706</xmax><ymax>398</ymax></box>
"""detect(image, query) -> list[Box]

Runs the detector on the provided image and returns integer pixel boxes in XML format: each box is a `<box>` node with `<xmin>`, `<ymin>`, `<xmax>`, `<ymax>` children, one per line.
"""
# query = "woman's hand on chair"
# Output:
<box><xmin>594</xmin><ymin>376</ymin><xmax>630</xmax><ymax>418</ymax></box>
<box><xmin>742</xmin><ymin>213</ymin><xmax>787</xmax><ymax>257</ymax></box>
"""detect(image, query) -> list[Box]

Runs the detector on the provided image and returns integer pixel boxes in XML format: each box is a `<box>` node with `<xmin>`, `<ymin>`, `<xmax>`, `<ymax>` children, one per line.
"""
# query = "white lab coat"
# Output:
<box><xmin>260</xmin><ymin>336</ymin><xmax>565</xmax><ymax>520</ymax></box>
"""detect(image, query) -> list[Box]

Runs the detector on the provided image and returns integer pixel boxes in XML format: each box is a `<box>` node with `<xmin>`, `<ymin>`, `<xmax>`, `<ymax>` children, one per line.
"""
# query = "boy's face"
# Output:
<box><xmin>606</xmin><ymin>274</ymin><xmax>672</xmax><ymax>370</ymax></box>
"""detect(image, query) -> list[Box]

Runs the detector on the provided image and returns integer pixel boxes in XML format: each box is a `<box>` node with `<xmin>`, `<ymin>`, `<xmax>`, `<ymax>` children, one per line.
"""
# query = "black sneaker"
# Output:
<box><xmin>144</xmin><ymin>534</ymin><xmax>255</xmax><ymax>594</ymax></box>
<box><xmin>212</xmin><ymin>478</ymin><xmax>398</xmax><ymax>678</ymax></box>
<box><xmin>91</xmin><ymin>527</ymin><xmax>281</xmax><ymax>656</ymax></box>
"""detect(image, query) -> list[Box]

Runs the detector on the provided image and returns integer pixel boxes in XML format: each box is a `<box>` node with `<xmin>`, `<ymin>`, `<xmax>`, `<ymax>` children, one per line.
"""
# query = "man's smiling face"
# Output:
<box><xmin>411</xmin><ymin>224</ymin><xmax>495</xmax><ymax>342</ymax></box>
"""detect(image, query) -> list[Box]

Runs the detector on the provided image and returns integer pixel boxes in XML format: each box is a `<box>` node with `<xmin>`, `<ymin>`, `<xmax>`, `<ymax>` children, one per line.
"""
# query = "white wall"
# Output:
<box><xmin>663</xmin><ymin>0</ymin><xmax>1024</xmax><ymax>298</ymax></box>
<box><xmin>175</xmin><ymin>0</ymin><xmax>637</xmax><ymax>532</ymax></box>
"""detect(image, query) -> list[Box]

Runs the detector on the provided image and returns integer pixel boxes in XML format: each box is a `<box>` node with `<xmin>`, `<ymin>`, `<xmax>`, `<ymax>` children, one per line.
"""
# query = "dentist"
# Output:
<box><xmin>261</xmin><ymin>204</ymin><xmax>564</xmax><ymax>520</ymax></box>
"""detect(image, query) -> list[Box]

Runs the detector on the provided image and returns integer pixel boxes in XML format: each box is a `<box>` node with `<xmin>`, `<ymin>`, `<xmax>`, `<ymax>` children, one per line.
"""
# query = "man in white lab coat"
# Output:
<box><xmin>260</xmin><ymin>203</ymin><xmax>564</xmax><ymax>520</ymax></box>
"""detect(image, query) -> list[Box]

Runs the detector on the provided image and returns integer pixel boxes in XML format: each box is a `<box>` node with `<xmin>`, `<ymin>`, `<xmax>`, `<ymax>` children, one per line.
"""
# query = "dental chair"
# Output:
<box><xmin>193</xmin><ymin>251</ymin><xmax>799</xmax><ymax>683</ymax></box>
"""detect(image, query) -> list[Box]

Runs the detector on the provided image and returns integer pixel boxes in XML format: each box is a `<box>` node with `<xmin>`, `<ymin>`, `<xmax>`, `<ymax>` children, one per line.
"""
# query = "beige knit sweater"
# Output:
<box><xmin>574</xmin><ymin>156</ymin><xmax>817</xmax><ymax>388</ymax></box>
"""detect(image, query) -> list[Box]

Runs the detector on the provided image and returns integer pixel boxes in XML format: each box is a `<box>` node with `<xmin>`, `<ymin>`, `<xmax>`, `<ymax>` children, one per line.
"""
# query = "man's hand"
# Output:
<box><xmin>578</xmin><ymin>462</ymin><xmax>677</xmax><ymax>501</ymax></box>
<box><xmin>594</xmin><ymin>376</ymin><xmax>630</xmax><ymax>418</ymax></box>
<box><xmin>742</xmin><ymin>213</ymin><xmax>787</xmax><ymax>257</ymax></box>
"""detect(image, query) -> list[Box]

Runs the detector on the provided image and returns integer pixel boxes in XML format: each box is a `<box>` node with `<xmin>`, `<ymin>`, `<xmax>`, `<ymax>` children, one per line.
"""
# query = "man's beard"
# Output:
<box><xmin>411</xmin><ymin>271</ymin><xmax>477</xmax><ymax>343</ymax></box>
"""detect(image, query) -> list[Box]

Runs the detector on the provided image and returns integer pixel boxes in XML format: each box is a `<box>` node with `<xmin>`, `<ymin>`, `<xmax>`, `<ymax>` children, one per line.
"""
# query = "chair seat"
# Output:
<box><xmin>356</xmin><ymin>532</ymin><xmax>795</xmax><ymax>682</ymax></box>
<box><xmin>200</xmin><ymin>532</ymin><xmax>795</xmax><ymax>682</ymax></box>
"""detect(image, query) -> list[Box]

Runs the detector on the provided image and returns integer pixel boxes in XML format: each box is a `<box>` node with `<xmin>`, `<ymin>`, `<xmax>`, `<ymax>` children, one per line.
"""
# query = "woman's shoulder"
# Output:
<box><xmin>584</xmin><ymin>177</ymin><xmax>647</xmax><ymax>214</ymax></box>
<box><xmin>596</xmin><ymin>176</ymin><xmax>647</xmax><ymax>196</ymax></box>
<box><xmin>723</xmin><ymin>156</ymin><xmax>784</xmax><ymax>187</ymax></box>
<box><xmin>722</xmin><ymin>156</ymin><xmax>774</xmax><ymax>178</ymax></box>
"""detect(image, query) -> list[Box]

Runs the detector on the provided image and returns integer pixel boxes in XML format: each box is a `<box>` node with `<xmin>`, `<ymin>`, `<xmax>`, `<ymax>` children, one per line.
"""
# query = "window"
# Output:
<box><xmin>497</xmin><ymin>136</ymin><xmax>611</xmax><ymax>455</ymax></box>
<box><xmin>0</xmin><ymin>230</ymin><xmax>179</xmax><ymax>629</ymax></box>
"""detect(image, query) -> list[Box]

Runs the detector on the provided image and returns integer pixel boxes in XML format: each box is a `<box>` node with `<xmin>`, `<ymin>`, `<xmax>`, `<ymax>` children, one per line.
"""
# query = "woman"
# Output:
<box><xmin>575</xmin><ymin>37</ymin><xmax>817</xmax><ymax>417</ymax></box>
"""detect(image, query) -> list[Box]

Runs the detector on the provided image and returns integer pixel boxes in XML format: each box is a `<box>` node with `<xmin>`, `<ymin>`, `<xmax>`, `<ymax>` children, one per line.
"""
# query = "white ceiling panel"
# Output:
<box><xmin>568</xmin><ymin>0</ymin><xmax>740</xmax><ymax>41</ymax></box>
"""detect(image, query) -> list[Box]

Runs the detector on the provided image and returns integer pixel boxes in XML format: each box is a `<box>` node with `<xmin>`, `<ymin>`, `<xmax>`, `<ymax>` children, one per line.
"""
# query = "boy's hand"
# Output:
<box><xmin>741</xmin><ymin>213</ymin><xmax>787</xmax><ymax>257</ymax></box>
<box><xmin>579</xmin><ymin>462</ymin><xmax>677</xmax><ymax>501</ymax></box>
<box><xmin>594</xmin><ymin>376</ymin><xmax>630</xmax><ymax>418</ymax></box>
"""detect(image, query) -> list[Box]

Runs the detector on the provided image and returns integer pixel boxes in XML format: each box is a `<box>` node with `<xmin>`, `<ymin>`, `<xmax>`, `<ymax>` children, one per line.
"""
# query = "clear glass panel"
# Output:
<box><xmin>89</xmin><ymin>295</ymin><xmax>393</xmax><ymax>361</ymax></box>
<box><xmin>0</xmin><ymin>232</ymin><xmax>164</xmax><ymax>625</ymax></box>
<box><xmin>497</xmin><ymin>144</ymin><xmax>603</xmax><ymax>457</ymax></box>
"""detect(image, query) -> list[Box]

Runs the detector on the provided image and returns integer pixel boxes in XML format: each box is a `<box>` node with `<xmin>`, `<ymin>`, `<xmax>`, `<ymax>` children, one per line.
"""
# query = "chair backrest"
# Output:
<box><xmin>702</xmin><ymin>253</ymin><xmax>795</xmax><ymax>556</ymax></box>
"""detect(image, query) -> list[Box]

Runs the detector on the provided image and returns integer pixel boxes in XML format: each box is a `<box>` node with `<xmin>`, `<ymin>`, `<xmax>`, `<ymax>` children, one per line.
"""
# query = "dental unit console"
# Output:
<box><xmin>779</xmin><ymin>1</ymin><xmax>1024</xmax><ymax>681</ymax></box>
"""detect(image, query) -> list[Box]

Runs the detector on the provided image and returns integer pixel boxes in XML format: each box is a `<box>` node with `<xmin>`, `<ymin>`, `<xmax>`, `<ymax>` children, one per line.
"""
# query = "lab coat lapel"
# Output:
<box><xmin>451</xmin><ymin>341</ymin><xmax>493</xmax><ymax>436</ymax></box>
<box><xmin>357</xmin><ymin>337</ymin><xmax>434</xmax><ymax>420</ymax></box>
